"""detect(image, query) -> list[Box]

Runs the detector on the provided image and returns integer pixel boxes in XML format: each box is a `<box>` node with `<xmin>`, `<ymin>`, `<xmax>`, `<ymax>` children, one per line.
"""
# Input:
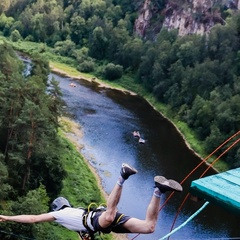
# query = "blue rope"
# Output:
<box><xmin>158</xmin><ymin>201</ymin><xmax>210</xmax><ymax>240</ymax></box>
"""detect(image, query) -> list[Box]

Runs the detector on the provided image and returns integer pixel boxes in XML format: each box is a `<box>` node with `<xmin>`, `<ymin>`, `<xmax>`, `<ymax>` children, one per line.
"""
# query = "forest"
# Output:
<box><xmin>2</xmin><ymin>0</ymin><xmax>237</xmax><ymax>166</ymax></box>
<box><xmin>0</xmin><ymin>0</ymin><xmax>240</xmax><ymax>238</ymax></box>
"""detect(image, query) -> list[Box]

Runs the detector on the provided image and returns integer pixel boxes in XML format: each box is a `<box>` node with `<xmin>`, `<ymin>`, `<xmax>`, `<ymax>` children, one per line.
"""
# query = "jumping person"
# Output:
<box><xmin>0</xmin><ymin>163</ymin><xmax>183</xmax><ymax>239</ymax></box>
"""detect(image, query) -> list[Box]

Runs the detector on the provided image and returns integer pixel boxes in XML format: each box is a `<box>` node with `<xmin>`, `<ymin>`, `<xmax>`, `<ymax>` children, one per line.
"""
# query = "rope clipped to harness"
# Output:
<box><xmin>79</xmin><ymin>202</ymin><xmax>107</xmax><ymax>240</ymax></box>
<box><xmin>79</xmin><ymin>230</ymin><xmax>94</xmax><ymax>240</ymax></box>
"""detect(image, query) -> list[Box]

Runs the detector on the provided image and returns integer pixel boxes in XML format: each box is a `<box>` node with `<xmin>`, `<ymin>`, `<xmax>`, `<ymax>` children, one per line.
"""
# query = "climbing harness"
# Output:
<box><xmin>79</xmin><ymin>202</ymin><xmax>127</xmax><ymax>239</ymax></box>
<box><xmin>79</xmin><ymin>203</ymin><xmax>107</xmax><ymax>240</ymax></box>
<box><xmin>78</xmin><ymin>230</ymin><xmax>94</xmax><ymax>240</ymax></box>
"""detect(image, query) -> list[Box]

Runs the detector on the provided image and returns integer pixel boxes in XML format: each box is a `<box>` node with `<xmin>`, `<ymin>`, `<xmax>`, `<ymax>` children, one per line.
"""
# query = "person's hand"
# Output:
<box><xmin>0</xmin><ymin>215</ymin><xmax>8</xmax><ymax>222</ymax></box>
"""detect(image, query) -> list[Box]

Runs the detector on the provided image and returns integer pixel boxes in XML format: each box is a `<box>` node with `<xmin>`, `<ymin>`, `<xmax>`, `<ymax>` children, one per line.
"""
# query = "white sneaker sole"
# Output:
<box><xmin>154</xmin><ymin>176</ymin><xmax>183</xmax><ymax>192</ymax></box>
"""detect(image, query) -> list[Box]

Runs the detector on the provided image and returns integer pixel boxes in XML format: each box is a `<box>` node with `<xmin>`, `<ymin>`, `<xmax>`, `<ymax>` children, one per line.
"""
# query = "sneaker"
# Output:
<box><xmin>154</xmin><ymin>176</ymin><xmax>183</xmax><ymax>193</ymax></box>
<box><xmin>120</xmin><ymin>163</ymin><xmax>138</xmax><ymax>180</ymax></box>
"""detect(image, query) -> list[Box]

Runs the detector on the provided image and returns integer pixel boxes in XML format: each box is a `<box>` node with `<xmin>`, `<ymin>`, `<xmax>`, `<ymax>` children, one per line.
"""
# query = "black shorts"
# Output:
<box><xmin>92</xmin><ymin>211</ymin><xmax>132</xmax><ymax>233</ymax></box>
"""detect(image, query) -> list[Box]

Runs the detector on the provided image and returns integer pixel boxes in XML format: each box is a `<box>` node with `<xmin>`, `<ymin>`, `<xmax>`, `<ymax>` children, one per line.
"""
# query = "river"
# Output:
<box><xmin>49</xmin><ymin>72</ymin><xmax>239</xmax><ymax>240</ymax></box>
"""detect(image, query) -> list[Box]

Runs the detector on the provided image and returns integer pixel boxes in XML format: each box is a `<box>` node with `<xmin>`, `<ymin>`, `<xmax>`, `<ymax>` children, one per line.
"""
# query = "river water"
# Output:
<box><xmin>49</xmin><ymin>73</ymin><xmax>239</xmax><ymax>240</ymax></box>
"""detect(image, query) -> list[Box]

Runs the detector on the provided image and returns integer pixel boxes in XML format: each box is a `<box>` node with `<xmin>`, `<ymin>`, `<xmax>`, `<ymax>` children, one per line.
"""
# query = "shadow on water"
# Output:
<box><xmin>50</xmin><ymin>73</ymin><xmax>239</xmax><ymax>240</ymax></box>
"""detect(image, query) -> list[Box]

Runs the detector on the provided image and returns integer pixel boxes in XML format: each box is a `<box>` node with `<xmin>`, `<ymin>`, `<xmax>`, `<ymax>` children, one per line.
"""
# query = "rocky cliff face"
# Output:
<box><xmin>134</xmin><ymin>0</ymin><xmax>239</xmax><ymax>38</ymax></box>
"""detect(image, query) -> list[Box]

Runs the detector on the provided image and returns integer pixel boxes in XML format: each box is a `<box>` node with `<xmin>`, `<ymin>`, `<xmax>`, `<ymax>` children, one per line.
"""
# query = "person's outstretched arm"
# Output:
<box><xmin>0</xmin><ymin>213</ymin><xmax>55</xmax><ymax>223</ymax></box>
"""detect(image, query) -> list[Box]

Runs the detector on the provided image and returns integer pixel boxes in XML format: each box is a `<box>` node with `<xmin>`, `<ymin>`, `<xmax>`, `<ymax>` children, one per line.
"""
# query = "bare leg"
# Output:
<box><xmin>121</xmin><ymin>192</ymin><xmax>161</xmax><ymax>233</ymax></box>
<box><xmin>145</xmin><ymin>194</ymin><xmax>161</xmax><ymax>226</ymax></box>
<box><xmin>98</xmin><ymin>183</ymin><xmax>123</xmax><ymax>228</ymax></box>
<box><xmin>98</xmin><ymin>163</ymin><xmax>137</xmax><ymax>228</ymax></box>
<box><xmin>122</xmin><ymin>176</ymin><xmax>183</xmax><ymax>233</ymax></box>
<box><xmin>98</xmin><ymin>165</ymin><xmax>182</xmax><ymax>234</ymax></box>
<box><xmin>107</xmin><ymin>184</ymin><xmax>122</xmax><ymax>208</ymax></box>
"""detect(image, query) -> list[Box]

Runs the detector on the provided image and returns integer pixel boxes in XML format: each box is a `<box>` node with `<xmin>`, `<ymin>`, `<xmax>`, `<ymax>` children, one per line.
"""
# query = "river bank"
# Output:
<box><xmin>60</xmin><ymin>116</ymin><xmax>129</xmax><ymax>240</ymax></box>
<box><xmin>50</xmin><ymin>63</ymin><xmax>220</xmax><ymax>174</ymax></box>
<box><xmin>50</xmin><ymin>64</ymin><xmax>137</xmax><ymax>96</ymax></box>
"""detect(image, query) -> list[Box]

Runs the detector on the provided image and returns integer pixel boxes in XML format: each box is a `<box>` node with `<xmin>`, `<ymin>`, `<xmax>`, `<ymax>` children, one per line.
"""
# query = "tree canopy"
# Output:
<box><xmin>0</xmin><ymin>1</ymin><xmax>240</xmax><ymax>237</ymax></box>
<box><xmin>0</xmin><ymin>42</ymin><xmax>65</xmax><ymax>198</ymax></box>
<box><xmin>0</xmin><ymin>0</ymin><xmax>239</xmax><ymax>183</ymax></box>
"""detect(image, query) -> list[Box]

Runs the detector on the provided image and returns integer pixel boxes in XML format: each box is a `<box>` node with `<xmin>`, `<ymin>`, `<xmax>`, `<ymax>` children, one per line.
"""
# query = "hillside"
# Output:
<box><xmin>135</xmin><ymin>0</ymin><xmax>239</xmax><ymax>38</ymax></box>
<box><xmin>0</xmin><ymin>0</ymin><xmax>239</xmax><ymax>167</ymax></box>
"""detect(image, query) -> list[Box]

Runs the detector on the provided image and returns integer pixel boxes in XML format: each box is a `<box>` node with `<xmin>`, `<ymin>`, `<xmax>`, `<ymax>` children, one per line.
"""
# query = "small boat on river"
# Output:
<box><xmin>139</xmin><ymin>138</ymin><xmax>146</xmax><ymax>144</ymax></box>
<box><xmin>69</xmin><ymin>82</ymin><xmax>77</xmax><ymax>87</ymax></box>
<box><xmin>133</xmin><ymin>131</ymin><xmax>141</xmax><ymax>138</ymax></box>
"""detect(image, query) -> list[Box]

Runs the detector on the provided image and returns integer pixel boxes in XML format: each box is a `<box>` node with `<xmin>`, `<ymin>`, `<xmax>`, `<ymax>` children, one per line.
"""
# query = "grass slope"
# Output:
<box><xmin>56</xmin><ymin>118</ymin><xmax>113</xmax><ymax>240</ymax></box>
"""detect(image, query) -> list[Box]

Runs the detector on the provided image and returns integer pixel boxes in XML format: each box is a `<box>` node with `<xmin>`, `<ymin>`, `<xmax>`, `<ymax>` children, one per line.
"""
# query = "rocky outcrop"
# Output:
<box><xmin>134</xmin><ymin>0</ymin><xmax>239</xmax><ymax>37</ymax></box>
<box><xmin>134</xmin><ymin>0</ymin><xmax>152</xmax><ymax>37</ymax></box>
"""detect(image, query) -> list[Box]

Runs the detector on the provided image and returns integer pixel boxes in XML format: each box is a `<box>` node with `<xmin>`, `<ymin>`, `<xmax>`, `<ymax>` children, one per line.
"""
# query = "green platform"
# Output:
<box><xmin>190</xmin><ymin>168</ymin><xmax>240</xmax><ymax>215</ymax></box>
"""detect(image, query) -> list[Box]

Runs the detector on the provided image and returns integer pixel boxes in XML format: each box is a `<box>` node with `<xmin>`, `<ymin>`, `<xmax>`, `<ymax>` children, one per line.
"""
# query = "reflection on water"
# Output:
<box><xmin>52</xmin><ymin>73</ymin><xmax>239</xmax><ymax>240</ymax></box>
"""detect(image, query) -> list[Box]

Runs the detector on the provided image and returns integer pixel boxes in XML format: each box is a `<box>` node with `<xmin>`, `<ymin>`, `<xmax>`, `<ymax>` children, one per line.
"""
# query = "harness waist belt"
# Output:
<box><xmin>86</xmin><ymin>212</ymin><xmax>95</xmax><ymax>231</ymax></box>
<box><xmin>83</xmin><ymin>211</ymin><xmax>95</xmax><ymax>232</ymax></box>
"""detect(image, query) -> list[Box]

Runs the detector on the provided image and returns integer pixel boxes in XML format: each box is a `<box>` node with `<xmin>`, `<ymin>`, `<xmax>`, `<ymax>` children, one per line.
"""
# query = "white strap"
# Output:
<box><xmin>86</xmin><ymin>211</ymin><xmax>95</xmax><ymax>231</ymax></box>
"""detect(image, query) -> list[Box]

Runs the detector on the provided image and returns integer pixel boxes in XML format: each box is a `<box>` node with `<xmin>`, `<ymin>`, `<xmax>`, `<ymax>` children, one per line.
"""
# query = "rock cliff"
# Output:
<box><xmin>134</xmin><ymin>0</ymin><xmax>239</xmax><ymax>38</ymax></box>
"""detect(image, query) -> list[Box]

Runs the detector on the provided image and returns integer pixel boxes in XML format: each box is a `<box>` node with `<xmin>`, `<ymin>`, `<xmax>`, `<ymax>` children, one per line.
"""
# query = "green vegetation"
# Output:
<box><xmin>0</xmin><ymin>42</ymin><xmax>112</xmax><ymax>239</ymax></box>
<box><xmin>0</xmin><ymin>0</ymin><xmax>238</xmax><ymax>169</ymax></box>
<box><xmin>4</xmin><ymin>35</ymin><xmax>231</xmax><ymax>171</ymax></box>
<box><xmin>0</xmin><ymin>0</ymin><xmax>240</xmax><ymax>237</ymax></box>
<box><xmin>0</xmin><ymin>41</ymin><xmax>65</xmax><ymax>239</ymax></box>
<box><xmin>58</xmin><ymin>133</ymin><xmax>105</xmax><ymax>208</ymax></box>
<box><xmin>56</xmin><ymin>125</ymin><xmax>112</xmax><ymax>240</ymax></box>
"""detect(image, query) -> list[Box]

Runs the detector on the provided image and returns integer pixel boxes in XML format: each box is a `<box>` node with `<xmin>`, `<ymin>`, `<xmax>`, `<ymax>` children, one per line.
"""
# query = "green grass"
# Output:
<box><xmin>57</xmin><ymin>119</ymin><xmax>113</xmax><ymax>240</ymax></box>
<box><xmin>50</xmin><ymin>61</ymin><xmax>92</xmax><ymax>79</ymax></box>
<box><xmin>50</xmin><ymin>61</ymin><xmax>82</xmax><ymax>77</ymax></box>
<box><xmin>59</xmin><ymin>135</ymin><xmax>105</xmax><ymax>207</ymax></box>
